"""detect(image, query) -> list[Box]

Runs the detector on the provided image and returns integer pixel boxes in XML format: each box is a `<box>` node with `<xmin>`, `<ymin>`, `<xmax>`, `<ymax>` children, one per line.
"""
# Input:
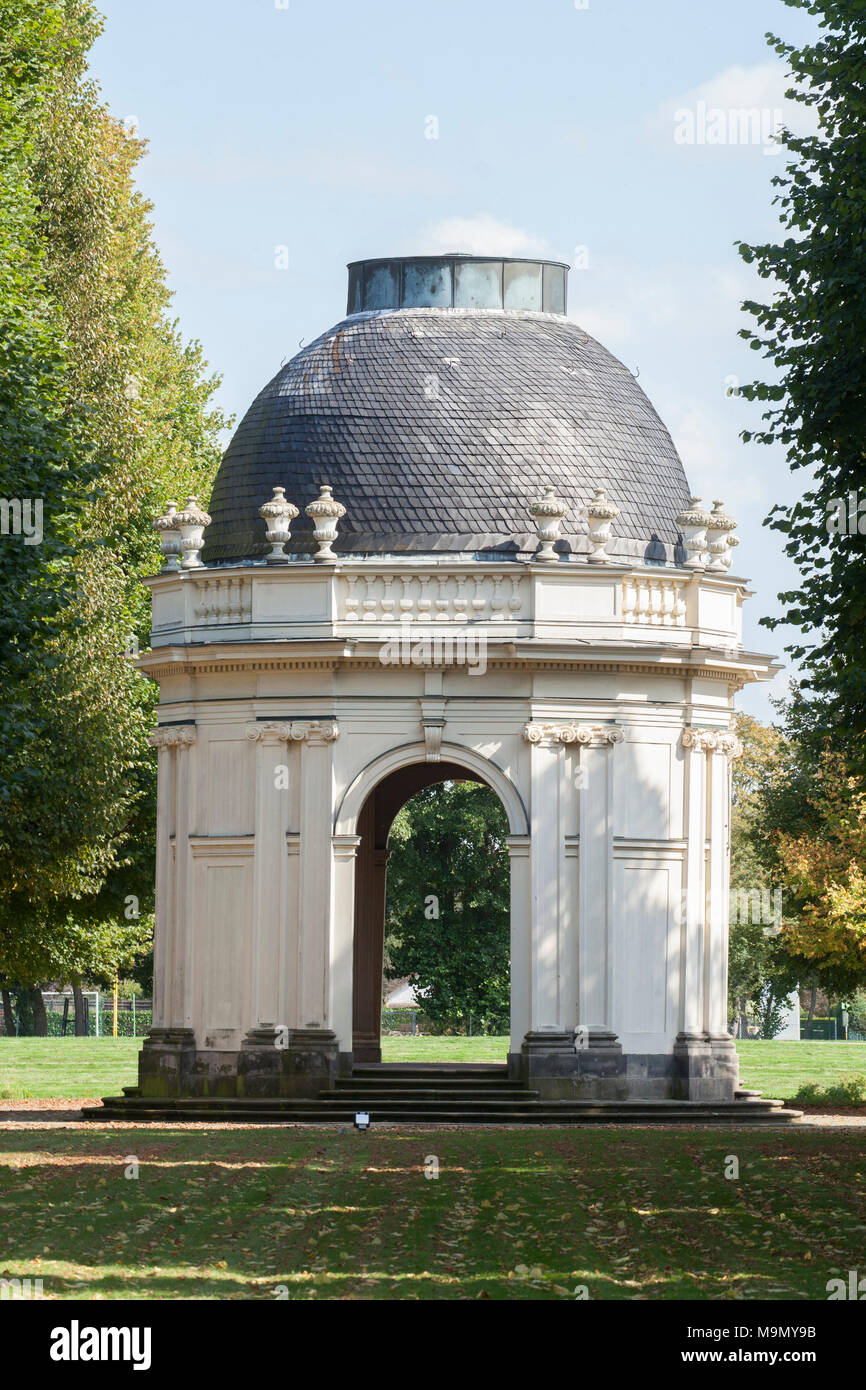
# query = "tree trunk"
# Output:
<box><xmin>806</xmin><ymin>982</ymin><xmax>817</xmax><ymax>1039</ymax></box>
<box><xmin>29</xmin><ymin>987</ymin><xmax>47</xmax><ymax>1037</ymax></box>
<box><xmin>71</xmin><ymin>983</ymin><xmax>88</xmax><ymax>1037</ymax></box>
<box><xmin>1</xmin><ymin>989</ymin><xmax>15</xmax><ymax>1036</ymax></box>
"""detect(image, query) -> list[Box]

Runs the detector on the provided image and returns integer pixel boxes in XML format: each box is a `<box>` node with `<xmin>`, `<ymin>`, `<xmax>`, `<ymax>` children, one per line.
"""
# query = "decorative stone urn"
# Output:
<box><xmin>706</xmin><ymin>500</ymin><xmax>737</xmax><ymax>573</ymax></box>
<box><xmin>675</xmin><ymin>496</ymin><xmax>713</xmax><ymax>571</ymax></box>
<box><xmin>175</xmin><ymin>496</ymin><xmax>212</xmax><ymax>569</ymax></box>
<box><xmin>528</xmin><ymin>484</ymin><xmax>569</xmax><ymax>562</ymax></box>
<box><xmin>258</xmin><ymin>486</ymin><xmax>299</xmax><ymax>563</ymax></box>
<box><xmin>305</xmin><ymin>484</ymin><xmax>346</xmax><ymax>561</ymax></box>
<box><xmin>585</xmin><ymin>487</ymin><xmax>620</xmax><ymax>564</ymax></box>
<box><xmin>153</xmin><ymin>500</ymin><xmax>181</xmax><ymax>572</ymax></box>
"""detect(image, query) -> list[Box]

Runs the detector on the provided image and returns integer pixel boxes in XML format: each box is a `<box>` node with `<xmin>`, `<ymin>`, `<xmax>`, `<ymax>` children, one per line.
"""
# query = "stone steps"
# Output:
<box><xmin>84</xmin><ymin>1090</ymin><xmax>803</xmax><ymax>1126</ymax></box>
<box><xmin>84</xmin><ymin>1062</ymin><xmax>803</xmax><ymax>1126</ymax></box>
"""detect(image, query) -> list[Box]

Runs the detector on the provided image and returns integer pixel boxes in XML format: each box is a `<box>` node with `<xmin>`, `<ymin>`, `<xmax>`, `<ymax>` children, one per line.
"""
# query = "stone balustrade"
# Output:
<box><xmin>340</xmin><ymin>569</ymin><xmax>528</xmax><ymax>625</ymax></box>
<box><xmin>145</xmin><ymin>557</ymin><xmax>745</xmax><ymax>652</ymax></box>
<box><xmin>622</xmin><ymin>574</ymin><xmax>688</xmax><ymax>627</ymax></box>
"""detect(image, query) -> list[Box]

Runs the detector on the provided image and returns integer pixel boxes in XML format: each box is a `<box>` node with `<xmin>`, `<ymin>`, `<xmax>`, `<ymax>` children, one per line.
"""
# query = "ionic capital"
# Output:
<box><xmin>149</xmin><ymin>725</ymin><xmax>197</xmax><ymax>749</ymax></box>
<box><xmin>681</xmin><ymin>728</ymin><xmax>719</xmax><ymax>754</ymax></box>
<box><xmin>524</xmin><ymin>722</ymin><xmax>623</xmax><ymax>747</ymax></box>
<box><xmin>718</xmin><ymin>732</ymin><xmax>744</xmax><ymax>760</ymax></box>
<box><xmin>245</xmin><ymin>720</ymin><xmax>338</xmax><ymax>744</ymax></box>
<box><xmin>681</xmin><ymin>728</ymin><xmax>742</xmax><ymax>758</ymax></box>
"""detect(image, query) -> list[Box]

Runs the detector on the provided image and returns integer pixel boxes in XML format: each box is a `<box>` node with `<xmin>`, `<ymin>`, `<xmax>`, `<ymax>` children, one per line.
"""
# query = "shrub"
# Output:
<box><xmin>790</xmin><ymin>1075</ymin><xmax>866</xmax><ymax>1108</ymax></box>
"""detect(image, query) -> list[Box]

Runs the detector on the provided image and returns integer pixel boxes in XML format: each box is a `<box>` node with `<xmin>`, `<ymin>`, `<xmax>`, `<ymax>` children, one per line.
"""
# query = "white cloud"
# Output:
<box><xmin>648</xmin><ymin>62</ymin><xmax>820</xmax><ymax>153</ymax></box>
<box><xmin>416</xmin><ymin>215</ymin><xmax>550</xmax><ymax>257</ymax></box>
<box><xmin>683</xmin><ymin>63</ymin><xmax>793</xmax><ymax>115</ymax></box>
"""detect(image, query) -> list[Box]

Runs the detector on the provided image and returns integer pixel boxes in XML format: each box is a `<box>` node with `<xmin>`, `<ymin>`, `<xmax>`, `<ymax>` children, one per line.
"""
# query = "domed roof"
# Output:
<box><xmin>202</xmin><ymin>255</ymin><xmax>691</xmax><ymax>564</ymax></box>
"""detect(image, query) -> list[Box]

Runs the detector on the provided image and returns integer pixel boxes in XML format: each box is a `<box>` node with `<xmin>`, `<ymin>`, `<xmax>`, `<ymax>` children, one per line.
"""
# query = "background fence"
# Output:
<box><xmin>0</xmin><ymin>992</ymin><xmax>152</xmax><ymax>1038</ymax></box>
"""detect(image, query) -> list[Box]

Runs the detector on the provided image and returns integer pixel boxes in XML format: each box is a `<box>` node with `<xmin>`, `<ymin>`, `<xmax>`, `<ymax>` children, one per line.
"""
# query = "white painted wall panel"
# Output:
<box><xmin>207</xmin><ymin>739</ymin><xmax>254</xmax><ymax>835</ymax></box>
<box><xmin>613</xmin><ymin>857</ymin><xmax>682</xmax><ymax>1044</ymax></box>
<box><xmin>201</xmin><ymin>864</ymin><xmax>248</xmax><ymax>1031</ymax></box>
<box><xmin>616</xmin><ymin>740</ymin><xmax>672</xmax><ymax>839</ymax></box>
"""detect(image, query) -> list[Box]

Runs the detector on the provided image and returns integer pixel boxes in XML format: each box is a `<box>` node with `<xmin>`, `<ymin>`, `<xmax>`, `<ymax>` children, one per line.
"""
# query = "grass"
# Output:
<box><xmin>736</xmin><ymin>1041</ymin><xmax>866</xmax><ymax>1104</ymax></box>
<box><xmin>0</xmin><ymin>1038</ymin><xmax>142</xmax><ymax>1099</ymax></box>
<box><xmin>0</xmin><ymin>1125</ymin><xmax>863</xmax><ymax>1300</ymax></box>
<box><xmin>2</xmin><ymin>1037</ymin><xmax>866</xmax><ymax>1104</ymax></box>
<box><xmin>381</xmin><ymin>1034</ymin><xmax>509</xmax><ymax>1064</ymax></box>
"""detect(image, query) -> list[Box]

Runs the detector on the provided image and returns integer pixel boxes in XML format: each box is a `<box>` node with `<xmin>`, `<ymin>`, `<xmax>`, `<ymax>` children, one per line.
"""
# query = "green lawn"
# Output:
<box><xmin>0</xmin><ymin>1125</ymin><xmax>863</xmax><ymax>1300</ymax></box>
<box><xmin>2</xmin><ymin>1036</ymin><xmax>866</xmax><ymax>1102</ymax></box>
<box><xmin>736</xmin><ymin>1040</ymin><xmax>866</xmax><ymax>1102</ymax></box>
<box><xmin>382</xmin><ymin>1034</ymin><xmax>509</xmax><ymax>1064</ymax></box>
<box><xmin>0</xmin><ymin>1038</ymin><xmax>142</xmax><ymax>1099</ymax></box>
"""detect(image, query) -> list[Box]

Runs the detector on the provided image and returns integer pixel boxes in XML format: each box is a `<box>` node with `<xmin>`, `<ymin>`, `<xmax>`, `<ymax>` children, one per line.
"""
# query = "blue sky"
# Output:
<box><xmin>92</xmin><ymin>0</ymin><xmax>820</xmax><ymax>718</ymax></box>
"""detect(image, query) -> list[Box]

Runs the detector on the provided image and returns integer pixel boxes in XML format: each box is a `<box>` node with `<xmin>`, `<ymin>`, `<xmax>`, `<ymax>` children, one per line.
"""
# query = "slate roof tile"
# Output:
<box><xmin>202</xmin><ymin>308</ymin><xmax>692</xmax><ymax>562</ymax></box>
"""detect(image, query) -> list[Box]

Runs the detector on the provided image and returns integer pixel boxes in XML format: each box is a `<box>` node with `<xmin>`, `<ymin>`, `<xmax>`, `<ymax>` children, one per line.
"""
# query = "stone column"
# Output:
<box><xmin>149</xmin><ymin>730</ymin><xmax>176</xmax><ymax>1031</ymax></box>
<box><xmin>244</xmin><ymin>723</ymin><xmax>293</xmax><ymax>1028</ymax></box>
<box><xmin>331</xmin><ymin>833</ymin><xmax>362</xmax><ymax>1070</ymax></box>
<box><xmin>174</xmin><ymin>726</ymin><xmax>197</xmax><ymax>1032</ymax></box>
<box><xmin>680</xmin><ymin>728</ymin><xmax>710</xmax><ymax>1036</ymax></box>
<box><xmin>526</xmin><ymin>725</ymin><xmax>565</xmax><ymax>1030</ymax></box>
<box><xmin>296</xmin><ymin>722</ymin><xmax>339</xmax><ymax>1027</ymax></box>
<box><xmin>290</xmin><ymin>720</ymin><xmax>342</xmax><ymax>1091</ymax></box>
<box><xmin>576</xmin><ymin>727</ymin><xmax>622</xmax><ymax>1035</ymax></box>
<box><xmin>506</xmin><ymin>834</ymin><xmax>531</xmax><ymax>1071</ymax></box>
<box><xmin>520</xmin><ymin>722</ymin><xmax>624</xmax><ymax>1097</ymax></box>
<box><xmin>237</xmin><ymin>720</ymin><xmax>341</xmax><ymax>1097</ymax></box>
<box><xmin>707</xmin><ymin>734</ymin><xmax>742</xmax><ymax>1088</ymax></box>
<box><xmin>352</xmin><ymin>790</ymin><xmax>389</xmax><ymax>1063</ymax></box>
<box><xmin>139</xmin><ymin>726</ymin><xmax>197</xmax><ymax>1097</ymax></box>
<box><xmin>674</xmin><ymin>727</ymin><xmax>741</xmax><ymax>1100</ymax></box>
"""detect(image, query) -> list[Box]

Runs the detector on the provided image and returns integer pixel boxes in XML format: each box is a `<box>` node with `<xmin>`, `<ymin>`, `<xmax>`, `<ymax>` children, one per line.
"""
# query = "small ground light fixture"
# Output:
<box><xmin>354</xmin><ymin>1111</ymin><xmax>371</xmax><ymax>1131</ymax></box>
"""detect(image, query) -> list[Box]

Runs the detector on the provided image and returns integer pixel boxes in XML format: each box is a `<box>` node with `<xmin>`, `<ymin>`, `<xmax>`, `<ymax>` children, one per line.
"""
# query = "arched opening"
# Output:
<box><xmin>351</xmin><ymin>762</ymin><xmax>511</xmax><ymax>1063</ymax></box>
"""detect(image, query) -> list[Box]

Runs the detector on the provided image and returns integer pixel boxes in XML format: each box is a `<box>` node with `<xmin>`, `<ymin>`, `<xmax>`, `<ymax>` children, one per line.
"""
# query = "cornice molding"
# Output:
<box><xmin>141</xmin><ymin>654</ymin><xmax>747</xmax><ymax>686</ymax></box>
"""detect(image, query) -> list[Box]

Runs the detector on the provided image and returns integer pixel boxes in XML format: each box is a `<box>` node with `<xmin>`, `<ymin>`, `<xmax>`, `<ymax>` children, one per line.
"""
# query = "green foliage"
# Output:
<box><xmin>790</xmin><ymin>1074</ymin><xmax>866</xmax><ymax>1107</ymax></box>
<box><xmin>0</xmin><ymin>1</ymin><xmax>230</xmax><ymax>987</ymax></box>
<box><xmin>736</xmin><ymin>0</ymin><xmax>866</xmax><ymax>752</ymax></box>
<box><xmin>385</xmin><ymin>782</ymin><xmax>510</xmax><ymax>1032</ymax></box>
<box><xmin>728</xmin><ymin>707</ymin><xmax>866</xmax><ymax>1030</ymax></box>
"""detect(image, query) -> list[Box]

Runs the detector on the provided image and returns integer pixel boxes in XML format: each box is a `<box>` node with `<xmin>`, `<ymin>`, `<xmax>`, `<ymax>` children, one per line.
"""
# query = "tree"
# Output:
<box><xmin>775</xmin><ymin>751</ymin><xmax>866</xmax><ymax>977</ymax></box>
<box><xmin>728</xmin><ymin>709</ymin><xmax>866</xmax><ymax>1037</ymax></box>
<box><xmin>728</xmin><ymin>714</ymin><xmax>799</xmax><ymax>1035</ymax></box>
<box><xmin>737</xmin><ymin>0</ymin><xmax>866</xmax><ymax>755</ymax></box>
<box><xmin>0</xmin><ymin>0</ymin><xmax>100</xmax><ymax>871</ymax></box>
<box><xmin>0</xmin><ymin>1</ymin><xmax>230</xmax><ymax>989</ymax></box>
<box><xmin>385</xmin><ymin>782</ymin><xmax>510</xmax><ymax>1032</ymax></box>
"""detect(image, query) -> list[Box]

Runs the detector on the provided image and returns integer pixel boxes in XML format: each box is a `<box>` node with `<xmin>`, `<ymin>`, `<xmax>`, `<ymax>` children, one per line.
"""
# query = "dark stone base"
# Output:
<box><xmin>135</xmin><ymin>1027</ymin><xmax>739</xmax><ymax>1103</ymax></box>
<box><xmin>353</xmin><ymin>1036</ymin><xmax>382</xmax><ymax>1063</ymax></box>
<box><xmin>521</xmin><ymin>1027</ymin><xmax>627</xmax><ymax>1099</ymax></box>
<box><xmin>518</xmin><ymin>1028</ymin><xmax>738</xmax><ymax>1101</ymax></box>
<box><xmin>137</xmin><ymin>1024</ymin><xmax>340</xmax><ymax>1100</ymax></box>
<box><xmin>137</xmin><ymin>1027</ymin><xmax>197</xmax><ymax>1097</ymax></box>
<box><xmin>673</xmin><ymin>1032</ymin><xmax>739</xmax><ymax>1102</ymax></box>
